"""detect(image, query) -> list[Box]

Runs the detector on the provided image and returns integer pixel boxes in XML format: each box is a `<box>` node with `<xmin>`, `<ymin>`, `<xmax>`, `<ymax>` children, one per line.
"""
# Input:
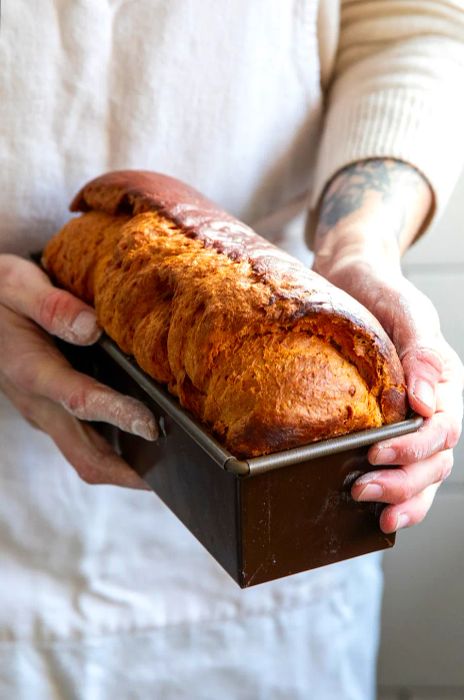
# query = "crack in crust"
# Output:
<box><xmin>44</xmin><ymin>170</ymin><xmax>407</xmax><ymax>457</ymax></box>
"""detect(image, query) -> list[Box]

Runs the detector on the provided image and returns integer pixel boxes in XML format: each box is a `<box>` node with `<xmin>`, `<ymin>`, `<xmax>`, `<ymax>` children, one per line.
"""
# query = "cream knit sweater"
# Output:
<box><xmin>313</xmin><ymin>0</ymin><xmax>464</xmax><ymax>224</ymax></box>
<box><xmin>0</xmin><ymin>0</ymin><xmax>463</xmax><ymax>254</ymax></box>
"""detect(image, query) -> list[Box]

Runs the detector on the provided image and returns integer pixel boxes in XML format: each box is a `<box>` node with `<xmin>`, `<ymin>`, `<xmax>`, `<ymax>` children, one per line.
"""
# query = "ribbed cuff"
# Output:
<box><xmin>308</xmin><ymin>86</ymin><xmax>464</xmax><ymax>247</ymax></box>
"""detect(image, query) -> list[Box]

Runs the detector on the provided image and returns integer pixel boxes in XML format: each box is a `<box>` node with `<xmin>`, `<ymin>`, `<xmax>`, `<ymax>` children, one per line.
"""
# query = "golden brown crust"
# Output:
<box><xmin>43</xmin><ymin>170</ymin><xmax>407</xmax><ymax>457</ymax></box>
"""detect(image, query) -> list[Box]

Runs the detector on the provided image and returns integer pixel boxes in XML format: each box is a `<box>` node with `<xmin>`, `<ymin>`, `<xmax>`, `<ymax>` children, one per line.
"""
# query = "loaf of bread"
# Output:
<box><xmin>43</xmin><ymin>170</ymin><xmax>407</xmax><ymax>458</ymax></box>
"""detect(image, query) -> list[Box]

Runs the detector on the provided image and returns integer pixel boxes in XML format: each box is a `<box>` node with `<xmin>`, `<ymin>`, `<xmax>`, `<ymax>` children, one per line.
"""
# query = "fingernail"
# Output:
<box><xmin>356</xmin><ymin>483</ymin><xmax>384</xmax><ymax>502</ymax></box>
<box><xmin>131</xmin><ymin>418</ymin><xmax>158</xmax><ymax>441</ymax></box>
<box><xmin>396</xmin><ymin>513</ymin><xmax>410</xmax><ymax>530</ymax></box>
<box><xmin>412</xmin><ymin>379</ymin><xmax>435</xmax><ymax>411</ymax></box>
<box><xmin>372</xmin><ymin>447</ymin><xmax>396</xmax><ymax>465</ymax></box>
<box><xmin>71</xmin><ymin>311</ymin><xmax>100</xmax><ymax>341</ymax></box>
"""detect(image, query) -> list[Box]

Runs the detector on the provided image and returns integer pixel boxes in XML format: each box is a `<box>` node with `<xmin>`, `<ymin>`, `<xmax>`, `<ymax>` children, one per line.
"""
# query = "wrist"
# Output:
<box><xmin>313</xmin><ymin>224</ymin><xmax>402</xmax><ymax>283</ymax></box>
<box><xmin>312</xmin><ymin>159</ymin><xmax>433</xmax><ymax>277</ymax></box>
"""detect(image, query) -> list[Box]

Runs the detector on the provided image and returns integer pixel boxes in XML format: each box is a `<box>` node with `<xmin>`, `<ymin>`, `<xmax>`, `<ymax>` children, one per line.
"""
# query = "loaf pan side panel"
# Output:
<box><xmin>239</xmin><ymin>449</ymin><xmax>395</xmax><ymax>587</ymax></box>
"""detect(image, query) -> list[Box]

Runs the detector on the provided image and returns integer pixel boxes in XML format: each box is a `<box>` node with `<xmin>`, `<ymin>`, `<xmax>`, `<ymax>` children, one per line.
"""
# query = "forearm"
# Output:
<box><xmin>311</xmin><ymin>158</ymin><xmax>463</xmax><ymax>534</ymax></box>
<box><xmin>313</xmin><ymin>159</ymin><xmax>433</xmax><ymax>279</ymax></box>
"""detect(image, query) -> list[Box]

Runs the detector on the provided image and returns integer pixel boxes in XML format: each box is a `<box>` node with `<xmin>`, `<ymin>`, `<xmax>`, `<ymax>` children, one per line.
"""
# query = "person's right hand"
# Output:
<box><xmin>0</xmin><ymin>254</ymin><xmax>158</xmax><ymax>490</ymax></box>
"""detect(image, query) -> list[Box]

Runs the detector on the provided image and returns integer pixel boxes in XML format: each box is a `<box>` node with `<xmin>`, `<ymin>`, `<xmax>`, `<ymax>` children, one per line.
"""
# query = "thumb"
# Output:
<box><xmin>400</xmin><ymin>345</ymin><xmax>444</xmax><ymax>418</ymax></box>
<box><xmin>382</xmin><ymin>278</ymin><xmax>444</xmax><ymax>419</ymax></box>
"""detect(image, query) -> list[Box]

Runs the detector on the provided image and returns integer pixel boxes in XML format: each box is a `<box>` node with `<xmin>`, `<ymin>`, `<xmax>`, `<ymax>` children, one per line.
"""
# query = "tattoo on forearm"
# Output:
<box><xmin>315</xmin><ymin>159</ymin><xmax>427</xmax><ymax>242</ymax></box>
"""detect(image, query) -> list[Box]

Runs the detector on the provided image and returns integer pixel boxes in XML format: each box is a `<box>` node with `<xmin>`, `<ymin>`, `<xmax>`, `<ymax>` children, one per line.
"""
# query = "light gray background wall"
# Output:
<box><xmin>378</xmin><ymin>171</ymin><xmax>464</xmax><ymax>700</ymax></box>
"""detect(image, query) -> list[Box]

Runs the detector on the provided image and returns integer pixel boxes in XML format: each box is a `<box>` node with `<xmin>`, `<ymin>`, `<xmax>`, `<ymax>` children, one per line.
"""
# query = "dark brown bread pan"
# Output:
<box><xmin>55</xmin><ymin>334</ymin><xmax>422</xmax><ymax>588</ymax></box>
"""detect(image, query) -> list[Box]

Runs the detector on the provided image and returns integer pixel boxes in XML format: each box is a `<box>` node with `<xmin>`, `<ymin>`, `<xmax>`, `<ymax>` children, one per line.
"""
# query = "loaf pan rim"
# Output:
<box><xmin>32</xmin><ymin>252</ymin><xmax>422</xmax><ymax>477</ymax></box>
<box><xmin>98</xmin><ymin>335</ymin><xmax>423</xmax><ymax>477</ymax></box>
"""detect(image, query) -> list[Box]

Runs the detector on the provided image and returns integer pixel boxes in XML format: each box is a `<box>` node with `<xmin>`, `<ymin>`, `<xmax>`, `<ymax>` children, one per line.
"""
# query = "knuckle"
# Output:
<box><xmin>401</xmin><ymin>443</ymin><xmax>427</xmax><ymax>463</ymax></box>
<box><xmin>409</xmin><ymin>510</ymin><xmax>426</xmax><ymax>528</ymax></box>
<box><xmin>0</xmin><ymin>255</ymin><xmax>20</xmax><ymax>299</ymax></box>
<box><xmin>77</xmin><ymin>467</ymin><xmax>99</xmax><ymax>485</ymax></box>
<box><xmin>74</xmin><ymin>458</ymin><xmax>104</xmax><ymax>485</ymax></box>
<box><xmin>62</xmin><ymin>387</ymin><xmax>89</xmax><ymax>419</ymax></box>
<box><xmin>12</xmin><ymin>363</ymin><xmax>39</xmax><ymax>394</ymax></box>
<box><xmin>415</xmin><ymin>347</ymin><xmax>444</xmax><ymax>380</ymax></box>
<box><xmin>432</xmin><ymin>414</ymin><xmax>450</xmax><ymax>445</ymax></box>
<box><xmin>409</xmin><ymin>500</ymin><xmax>433</xmax><ymax>528</ymax></box>
<box><xmin>37</xmin><ymin>289</ymin><xmax>62</xmax><ymax>329</ymax></box>
<box><xmin>393</xmin><ymin>468</ymin><xmax>413</xmax><ymax>502</ymax></box>
<box><xmin>446</xmin><ymin>420</ymin><xmax>462</xmax><ymax>449</ymax></box>
<box><xmin>37</xmin><ymin>289</ymin><xmax>71</xmax><ymax>332</ymax></box>
<box><xmin>419</xmin><ymin>501</ymin><xmax>433</xmax><ymax>524</ymax></box>
<box><xmin>401</xmin><ymin>427</ymin><xmax>436</xmax><ymax>462</ymax></box>
<box><xmin>439</xmin><ymin>450</ymin><xmax>454</xmax><ymax>481</ymax></box>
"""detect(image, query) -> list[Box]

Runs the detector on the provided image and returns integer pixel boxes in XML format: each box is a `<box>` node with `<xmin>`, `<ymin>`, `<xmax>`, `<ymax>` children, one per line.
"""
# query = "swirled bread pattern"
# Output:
<box><xmin>43</xmin><ymin>171</ymin><xmax>407</xmax><ymax>458</ymax></box>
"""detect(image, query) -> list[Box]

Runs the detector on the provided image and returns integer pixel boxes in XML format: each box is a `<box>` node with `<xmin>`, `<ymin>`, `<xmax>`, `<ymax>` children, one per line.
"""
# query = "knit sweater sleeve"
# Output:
<box><xmin>309</xmin><ymin>0</ymin><xmax>464</xmax><ymax>241</ymax></box>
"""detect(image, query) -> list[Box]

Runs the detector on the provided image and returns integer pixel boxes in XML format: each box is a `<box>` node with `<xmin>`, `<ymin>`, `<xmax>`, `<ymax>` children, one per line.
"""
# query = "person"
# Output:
<box><xmin>0</xmin><ymin>1</ymin><xmax>463</xmax><ymax>698</ymax></box>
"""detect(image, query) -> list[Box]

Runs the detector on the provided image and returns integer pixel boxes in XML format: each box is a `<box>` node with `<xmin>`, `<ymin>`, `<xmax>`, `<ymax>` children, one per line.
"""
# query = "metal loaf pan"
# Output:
<box><xmin>57</xmin><ymin>335</ymin><xmax>422</xmax><ymax>588</ymax></box>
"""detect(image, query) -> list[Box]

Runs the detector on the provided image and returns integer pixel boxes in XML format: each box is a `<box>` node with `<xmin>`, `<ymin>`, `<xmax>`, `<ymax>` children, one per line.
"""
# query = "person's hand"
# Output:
<box><xmin>0</xmin><ymin>254</ymin><xmax>158</xmax><ymax>490</ymax></box>
<box><xmin>312</xmin><ymin>158</ymin><xmax>464</xmax><ymax>533</ymax></box>
<box><xmin>315</xmin><ymin>258</ymin><xmax>464</xmax><ymax>533</ymax></box>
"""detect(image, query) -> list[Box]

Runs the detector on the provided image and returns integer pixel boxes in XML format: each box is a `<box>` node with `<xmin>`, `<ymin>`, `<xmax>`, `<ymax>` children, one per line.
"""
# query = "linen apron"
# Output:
<box><xmin>0</xmin><ymin>2</ymin><xmax>383</xmax><ymax>698</ymax></box>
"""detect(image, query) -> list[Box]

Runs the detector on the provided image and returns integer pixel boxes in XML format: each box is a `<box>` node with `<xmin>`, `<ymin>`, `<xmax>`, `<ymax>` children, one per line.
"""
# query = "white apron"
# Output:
<box><xmin>0</xmin><ymin>2</ymin><xmax>383</xmax><ymax>698</ymax></box>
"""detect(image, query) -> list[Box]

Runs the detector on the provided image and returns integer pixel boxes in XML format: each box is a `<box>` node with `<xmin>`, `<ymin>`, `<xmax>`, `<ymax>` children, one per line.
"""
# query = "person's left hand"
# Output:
<box><xmin>314</xmin><ymin>257</ymin><xmax>464</xmax><ymax>534</ymax></box>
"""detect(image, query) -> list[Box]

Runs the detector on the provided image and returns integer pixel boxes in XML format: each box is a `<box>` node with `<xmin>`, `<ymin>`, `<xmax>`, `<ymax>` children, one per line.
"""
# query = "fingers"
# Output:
<box><xmin>391</xmin><ymin>296</ymin><xmax>463</xmax><ymax>421</ymax></box>
<box><xmin>307</xmin><ymin>267</ymin><xmax>463</xmax><ymax>536</ymax></box>
<box><xmin>0</xmin><ymin>254</ymin><xmax>101</xmax><ymax>344</ymax></box>
<box><xmin>401</xmin><ymin>346</ymin><xmax>443</xmax><ymax>417</ymax></box>
<box><xmin>369</xmin><ymin>341</ymin><xmax>463</xmax><ymax>467</ymax></box>
<box><xmin>368</xmin><ymin>413</ymin><xmax>461</xmax><ymax>467</ymax></box>
<box><xmin>22</xmin><ymin>359</ymin><xmax>158</xmax><ymax>440</ymax></box>
<box><xmin>0</xmin><ymin>256</ymin><xmax>157</xmax><ymax>490</ymax></box>
<box><xmin>0</xmin><ymin>374</ymin><xmax>151</xmax><ymax>490</ymax></box>
<box><xmin>365</xmin><ymin>277</ymin><xmax>447</xmax><ymax>418</ymax></box>
<box><xmin>355</xmin><ymin>333</ymin><xmax>462</xmax><ymax>535</ymax></box>
<box><xmin>51</xmin><ymin>414</ymin><xmax>151</xmax><ymax>490</ymax></box>
<box><xmin>379</xmin><ymin>482</ymin><xmax>441</xmax><ymax>534</ymax></box>
<box><xmin>352</xmin><ymin>449</ymin><xmax>453</xmax><ymax>505</ymax></box>
<box><xmin>0</xmin><ymin>305</ymin><xmax>158</xmax><ymax>440</ymax></box>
